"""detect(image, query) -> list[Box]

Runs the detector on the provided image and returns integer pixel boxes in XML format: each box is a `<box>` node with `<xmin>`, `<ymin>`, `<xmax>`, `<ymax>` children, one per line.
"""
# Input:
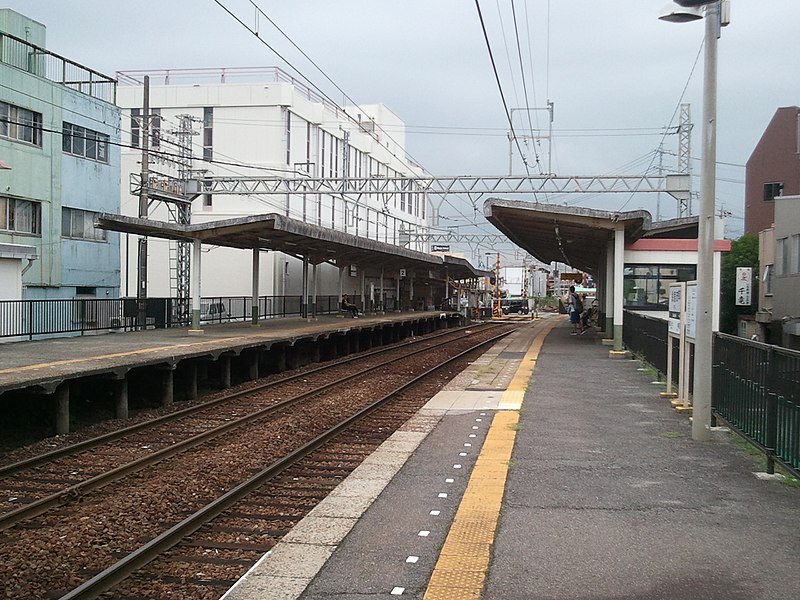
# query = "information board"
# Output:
<box><xmin>668</xmin><ymin>283</ymin><xmax>684</xmax><ymax>336</ymax></box>
<box><xmin>685</xmin><ymin>282</ymin><xmax>697</xmax><ymax>340</ymax></box>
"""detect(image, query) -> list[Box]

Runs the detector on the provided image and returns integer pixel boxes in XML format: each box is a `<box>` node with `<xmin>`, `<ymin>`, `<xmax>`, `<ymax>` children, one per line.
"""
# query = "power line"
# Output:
<box><xmin>211</xmin><ymin>0</ymin><xmax>427</xmax><ymax>177</ymax></box>
<box><xmin>510</xmin><ymin>0</ymin><xmax>542</xmax><ymax>173</ymax></box>
<box><xmin>616</xmin><ymin>37</ymin><xmax>704</xmax><ymax>212</ymax></box>
<box><xmin>474</xmin><ymin>0</ymin><xmax>532</xmax><ymax>179</ymax></box>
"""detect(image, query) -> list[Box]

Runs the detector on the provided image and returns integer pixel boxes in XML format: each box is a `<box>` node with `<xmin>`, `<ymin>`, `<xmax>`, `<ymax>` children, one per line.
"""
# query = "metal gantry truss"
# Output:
<box><xmin>128</xmin><ymin>172</ymin><xmax>683</xmax><ymax>282</ymax></box>
<box><xmin>188</xmin><ymin>174</ymin><xmax>672</xmax><ymax>197</ymax></box>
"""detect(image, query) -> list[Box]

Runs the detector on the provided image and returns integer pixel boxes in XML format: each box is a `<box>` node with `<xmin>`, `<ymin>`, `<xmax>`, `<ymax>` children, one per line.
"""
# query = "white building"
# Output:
<box><xmin>115</xmin><ymin>67</ymin><xmax>430</xmax><ymax>300</ymax></box>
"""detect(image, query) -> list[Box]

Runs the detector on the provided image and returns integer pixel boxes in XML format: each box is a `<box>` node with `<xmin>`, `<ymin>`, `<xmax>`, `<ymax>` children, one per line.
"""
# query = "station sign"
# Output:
<box><xmin>431</xmin><ymin>244</ymin><xmax>450</xmax><ymax>253</ymax></box>
<box><xmin>736</xmin><ymin>267</ymin><xmax>752</xmax><ymax>306</ymax></box>
<box><xmin>685</xmin><ymin>282</ymin><xmax>697</xmax><ymax>340</ymax></box>
<box><xmin>668</xmin><ymin>283</ymin><xmax>683</xmax><ymax>336</ymax></box>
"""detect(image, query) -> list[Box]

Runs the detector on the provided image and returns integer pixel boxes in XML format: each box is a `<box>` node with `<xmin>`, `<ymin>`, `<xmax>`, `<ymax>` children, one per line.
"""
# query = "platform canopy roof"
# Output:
<box><xmin>96</xmin><ymin>212</ymin><xmax>489</xmax><ymax>282</ymax></box>
<box><xmin>483</xmin><ymin>198</ymin><xmax>698</xmax><ymax>273</ymax></box>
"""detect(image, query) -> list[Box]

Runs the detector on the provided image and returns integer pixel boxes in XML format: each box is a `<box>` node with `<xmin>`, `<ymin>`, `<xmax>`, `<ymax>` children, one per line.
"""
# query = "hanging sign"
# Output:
<box><xmin>736</xmin><ymin>267</ymin><xmax>752</xmax><ymax>306</ymax></box>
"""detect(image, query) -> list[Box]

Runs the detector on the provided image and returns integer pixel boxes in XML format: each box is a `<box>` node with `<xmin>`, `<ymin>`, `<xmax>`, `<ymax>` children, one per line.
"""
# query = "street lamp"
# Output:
<box><xmin>660</xmin><ymin>0</ymin><xmax>727</xmax><ymax>441</ymax></box>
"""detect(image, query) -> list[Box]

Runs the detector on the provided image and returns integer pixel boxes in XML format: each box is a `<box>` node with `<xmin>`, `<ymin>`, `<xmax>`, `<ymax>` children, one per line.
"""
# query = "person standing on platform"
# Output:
<box><xmin>341</xmin><ymin>295</ymin><xmax>359</xmax><ymax>318</ymax></box>
<box><xmin>567</xmin><ymin>285</ymin><xmax>582</xmax><ymax>335</ymax></box>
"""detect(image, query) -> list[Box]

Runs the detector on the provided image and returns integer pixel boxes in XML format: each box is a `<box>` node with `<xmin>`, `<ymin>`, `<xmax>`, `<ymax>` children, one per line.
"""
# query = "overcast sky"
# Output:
<box><xmin>5</xmin><ymin>0</ymin><xmax>800</xmax><ymax>245</ymax></box>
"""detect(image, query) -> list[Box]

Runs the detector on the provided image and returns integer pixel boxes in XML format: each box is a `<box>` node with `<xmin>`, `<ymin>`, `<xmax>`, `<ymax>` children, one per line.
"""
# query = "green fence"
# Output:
<box><xmin>713</xmin><ymin>332</ymin><xmax>800</xmax><ymax>476</ymax></box>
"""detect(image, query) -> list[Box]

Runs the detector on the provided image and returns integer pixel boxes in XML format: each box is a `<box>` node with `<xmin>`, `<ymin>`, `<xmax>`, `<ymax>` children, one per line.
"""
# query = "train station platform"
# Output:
<box><xmin>224</xmin><ymin>315</ymin><xmax>800</xmax><ymax>600</ymax></box>
<box><xmin>0</xmin><ymin>310</ymin><xmax>462</xmax><ymax>436</ymax></box>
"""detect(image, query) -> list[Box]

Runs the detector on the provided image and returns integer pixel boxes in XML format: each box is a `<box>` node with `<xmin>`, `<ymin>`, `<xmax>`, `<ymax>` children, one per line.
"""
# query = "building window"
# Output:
<box><xmin>0</xmin><ymin>101</ymin><xmax>42</xmax><ymax>146</ymax></box>
<box><xmin>792</xmin><ymin>234</ymin><xmax>800</xmax><ymax>274</ymax></box>
<box><xmin>285</xmin><ymin>109</ymin><xmax>291</xmax><ymax>165</ymax></box>
<box><xmin>763</xmin><ymin>265</ymin><xmax>773</xmax><ymax>296</ymax></box>
<box><xmin>129</xmin><ymin>108</ymin><xmax>159</xmax><ymax>149</ymax></box>
<box><xmin>320</xmin><ymin>131</ymin><xmax>326</xmax><ymax>176</ymax></box>
<box><xmin>62</xmin><ymin>123</ymin><xmax>109</xmax><ymax>163</ymax></box>
<box><xmin>328</xmin><ymin>136</ymin><xmax>334</xmax><ymax>178</ymax></box>
<box><xmin>130</xmin><ymin>108</ymin><xmax>140</xmax><ymax>148</ymax></box>
<box><xmin>203</xmin><ymin>107</ymin><xmax>213</xmax><ymax>162</ymax></box>
<box><xmin>306</xmin><ymin>122</ymin><xmax>311</xmax><ymax>168</ymax></box>
<box><xmin>623</xmin><ymin>264</ymin><xmax>697</xmax><ymax>310</ymax></box>
<box><xmin>0</xmin><ymin>196</ymin><xmax>41</xmax><ymax>235</ymax></box>
<box><xmin>61</xmin><ymin>207</ymin><xmax>106</xmax><ymax>241</ymax></box>
<box><xmin>150</xmin><ymin>108</ymin><xmax>161</xmax><ymax>149</ymax></box>
<box><xmin>776</xmin><ymin>237</ymin><xmax>789</xmax><ymax>276</ymax></box>
<box><xmin>764</xmin><ymin>182</ymin><xmax>784</xmax><ymax>202</ymax></box>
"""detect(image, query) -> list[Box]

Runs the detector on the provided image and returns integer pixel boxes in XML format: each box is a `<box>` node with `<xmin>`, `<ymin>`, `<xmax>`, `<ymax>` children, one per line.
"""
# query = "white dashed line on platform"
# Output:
<box><xmin>418</xmin><ymin>530</ymin><xmax>430</xmax><ymax>537</ymax></box>
<box><xmin>391</xmin><ymin>586</ymin><xmax>405</xmax><ymax>595</ymax></box>
<box><xmin>406</xmin><ymin>556</ymin><xmax>419</xmax><ymax>564</ymax></box>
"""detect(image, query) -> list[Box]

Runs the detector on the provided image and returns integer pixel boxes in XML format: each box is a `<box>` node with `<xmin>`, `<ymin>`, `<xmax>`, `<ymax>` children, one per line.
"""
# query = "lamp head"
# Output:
<box><xmin>673</xmin><ymin>0</ymin><xmax>715</xmax><ymax>6</ymax></box>
<box><xmin>659</xmin><ymin>2</ymin><xmax>703</xmax><ymax>22</ymax></box>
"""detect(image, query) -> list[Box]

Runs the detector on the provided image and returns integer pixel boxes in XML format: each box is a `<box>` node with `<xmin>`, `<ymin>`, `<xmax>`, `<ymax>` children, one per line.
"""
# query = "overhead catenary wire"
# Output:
<box><xmin>510</xmin><ymin>0</ymin><xmax>543</xmax><ymax>174</ymax></box>
<box><xmin>211</xmin><ymin>0</ymin><xmax>427</xmax><ymax>178</ymax></box>
<box><xmin>495</xmin><ymin>0</ymin><xmax>523</xmax><ymax>122</ymax></box>
<box><xmin>474</xmin><ymin>0</ymin><xmax>531</xmax><ymax>178</ymax></box>
<box><xmin>616</xmin><ymin>37</ymin><xmax>705</xmax><ymax>213</ymax></box>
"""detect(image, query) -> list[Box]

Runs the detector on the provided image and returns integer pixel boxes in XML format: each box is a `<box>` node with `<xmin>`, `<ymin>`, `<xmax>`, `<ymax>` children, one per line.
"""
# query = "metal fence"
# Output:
<box><xmin>0</xmin><ymin>295</ymin><xmax>347</xmax><ymax>340</ymax></box>
<box><xmin>623</xmin><ymin>310</ymin><xmax>800</xmax><ymax>477</ymax></box>
<box><xmin>713</xmin><ymin>333</ymin><xmax>800</xmax><ymax>476</ymax></box>
<box><xmin>622</xmin><ymin>311</ymin><xmax>675</xmax><ymax>383</ymax></box>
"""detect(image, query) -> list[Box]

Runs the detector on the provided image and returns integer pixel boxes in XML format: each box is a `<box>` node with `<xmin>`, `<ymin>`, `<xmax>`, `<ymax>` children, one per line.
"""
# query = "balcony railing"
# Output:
<box><xmin>0</xmin><ymin>32</ymin><xmax>116</xmax><ymax>103</ymax></box>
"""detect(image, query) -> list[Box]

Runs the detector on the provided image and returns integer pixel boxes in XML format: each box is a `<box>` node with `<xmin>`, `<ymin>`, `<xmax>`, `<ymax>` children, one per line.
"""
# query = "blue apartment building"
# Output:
<box><xmin>0</xmin><ymin>9</ymin><xmax>120</xmax><ymax>301</ymax></box>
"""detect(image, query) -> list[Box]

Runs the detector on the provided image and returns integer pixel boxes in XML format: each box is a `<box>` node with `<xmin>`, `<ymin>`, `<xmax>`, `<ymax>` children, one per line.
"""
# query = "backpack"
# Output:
<box><xmin>573</xmin><ymin>294</ymin><xmax>584</xmax><ymax>314</ymax></box>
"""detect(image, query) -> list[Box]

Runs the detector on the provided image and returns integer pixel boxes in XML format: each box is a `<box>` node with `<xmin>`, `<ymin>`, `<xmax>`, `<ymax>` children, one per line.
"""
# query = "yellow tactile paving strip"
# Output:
<box><xmin>423</xmin><ymin>319</ymin><xmax>558</xmax><ymax>600</ymax></box>
<box><xmin>500</xmin><ymin>318</ymin><xmax>559</xmax><ymax>408</ymax></box>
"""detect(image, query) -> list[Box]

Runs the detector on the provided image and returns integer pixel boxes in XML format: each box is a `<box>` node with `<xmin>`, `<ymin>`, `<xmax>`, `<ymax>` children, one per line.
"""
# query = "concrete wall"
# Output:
<box><xmin>745</xmin><ymin>106</ymin><xmax>800</xmax><ymax>235</ymax></box>
<box><xmin>57</xmin><ymin>88</ymin><xmax>121</xmax><ymax>298</ymax></box>
<box><xmin>0</xmin><ymin>66</ymin><xmax>60</xmax><ymax>289</ymax></box>
<box><xmin>0</xmin><ymin>10</ymin><xmax>120</xmax><ymax>301</ymax></box>
<box><xmin>772</xmin><ymin>196</ymin><xmax>800</xmax><ymax>347</ymax></box>
<box><xmin>0</xmin><ymin>9</ymin><xmax>46</xmax><ymax>47</ymax></box>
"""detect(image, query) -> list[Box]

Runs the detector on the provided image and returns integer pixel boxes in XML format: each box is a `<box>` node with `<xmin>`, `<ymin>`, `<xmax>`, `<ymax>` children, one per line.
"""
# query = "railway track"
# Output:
<box><xmin>0</xmin><ymin>323</ymin><xmax>504</xmax><ymax>529</ymax></box>
<box><xmin>0</xmin><ymin>322</ymin><xmax>520</xmax><ymax>599</ymax></box>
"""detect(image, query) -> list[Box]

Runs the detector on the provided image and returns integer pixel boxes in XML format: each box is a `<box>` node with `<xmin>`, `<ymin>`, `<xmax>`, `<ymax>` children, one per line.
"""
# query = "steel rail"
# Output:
<box><xmin>0</xmin><ymin>323</ymin><xmax>487</xmax><ymax>478</ymax></box>
<box><xmin>0</xmin><ymin>324</ymin><xmax>506</xmax><ymax>531</ymax></box>
<box><xmin>58</xmin><ymin>326</ymin><xmax>517</xmax><ymax>600</ymax></box>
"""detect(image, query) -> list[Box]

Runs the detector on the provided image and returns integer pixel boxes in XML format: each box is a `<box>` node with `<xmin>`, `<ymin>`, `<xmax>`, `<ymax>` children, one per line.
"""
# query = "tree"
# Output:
<box><xmin>719</xmin><ymin>233</ymin><xmax>759</xmax><ymax>335</ymax></box>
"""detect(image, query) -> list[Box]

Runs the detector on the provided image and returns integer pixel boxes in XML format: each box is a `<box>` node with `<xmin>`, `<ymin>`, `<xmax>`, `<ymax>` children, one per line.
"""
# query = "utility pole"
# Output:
<box><xmin>137</xmin><ymin>75</ymin><xmax>150</xmax><ymax>330</ymax></box>
<box><xmin>169</xmin><ymin>114</ymin><xmax>196</xmax><ymax>324</ymax></box>
<box><xmin>493</xmin><ymin>252</ymin><xmax>501</xmax><ymax>318</ymax></box>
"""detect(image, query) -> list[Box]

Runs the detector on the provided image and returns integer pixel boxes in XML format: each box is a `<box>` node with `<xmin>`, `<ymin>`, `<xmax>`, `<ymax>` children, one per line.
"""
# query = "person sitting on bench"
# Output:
<box><xmin>341</xmin><ymin>294</ymin><xmax>359</xmax><ymax>318</ymax></box>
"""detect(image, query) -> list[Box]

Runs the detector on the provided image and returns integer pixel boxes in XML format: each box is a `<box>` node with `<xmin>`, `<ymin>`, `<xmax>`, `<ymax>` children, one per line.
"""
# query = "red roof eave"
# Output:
<box><xmin>626</xmin><ymin>239</ymin><xmax>732</xmax><ymax>252</ymax></box>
